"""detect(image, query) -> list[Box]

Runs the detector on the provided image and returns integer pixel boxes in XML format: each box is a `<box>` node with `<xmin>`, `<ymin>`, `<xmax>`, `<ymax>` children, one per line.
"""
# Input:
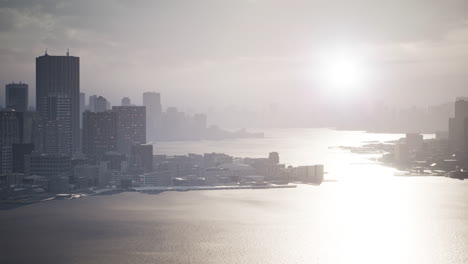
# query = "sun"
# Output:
<box><xmin>319</xmin><ymin>52</ymin><xmax>368</xmax><ymax>91</ymax></box>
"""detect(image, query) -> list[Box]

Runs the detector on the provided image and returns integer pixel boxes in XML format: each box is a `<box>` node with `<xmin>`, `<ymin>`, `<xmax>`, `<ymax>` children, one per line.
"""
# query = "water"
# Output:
<box><xmin>1</xmin><ymin>129</ymin><xmax>466</xmax><ymax>264</ymax></box>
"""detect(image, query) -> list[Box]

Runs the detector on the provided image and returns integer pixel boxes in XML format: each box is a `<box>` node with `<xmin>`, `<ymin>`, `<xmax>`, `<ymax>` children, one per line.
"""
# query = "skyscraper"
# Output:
<box><xmin>112</xmin><ymin>106</ymin><xmax>146</xmax><ymax>154</ymax></box>
<box><xmin>5</xmin><ymin>82</ymin><xmax>28</xmax><ymax>112</ymax></box>
<box><xmin>94</xmin><ymin>96</ymin><xmax>109</xmax><ymax>112</ymax></box>
<box><xmin>448</xmin><ymin>97</ymin><xmax>468</xmax><ymax>151</ymax></box>
<box><xmin>80</xmin><ymin>92</ymin><xmax>85</xmax><ymax>128</ymax></box>
<box><xmin>40</xmin><ymin>94</ymin><xmax>72</xmax><ymax>155</ymax></box>
<box><xmin>82</xmin><ymin>110</ymin><xmax>117</xmax><ymax>160</ymax></box>
<box><xmin>0</xmin><ymin>109</ymin><xmax>24</xmax><ymax>174</ymax></box>
<box><xmin>143</xmin><ymin>92</ymin><xmax>162</xmax><ymax>141</ymax></box>
<box><xmin>36</xmin><ymin>52</ymin><xmax>80</xmax><ymax>153</ymax></box>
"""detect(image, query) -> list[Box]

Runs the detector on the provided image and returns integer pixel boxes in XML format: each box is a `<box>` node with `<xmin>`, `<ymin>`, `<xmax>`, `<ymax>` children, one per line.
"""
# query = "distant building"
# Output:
<box><xmin>130</xmin><ymin>144</ymin><xmax>153</xmax><ymax>173</ymax></box>
<box><xmin>448</xmin><ymin>98</ymin><xmax>468</xmax><ymax>151</ymax></box>
<box><xmin>25</xmin><ymin>152</ymin><xmax>72</xmax><ymax>180</ymax></box>
<box><xmin>112</xmin><ymin>106</ymin><xmax>146</xmax><ymax>154</ymax></box>
<box><xmin>94</xmin><ymin>96</ymin><xmax>109</xmax><ymax>112</ymax></box>
<box><xmin>121</xmin><ymin>97</ymin><xmax>131</xmax><ymax>106</ymax></box>
<box><xmin>5</xmin><ymin>82</ymin><xmax>28</xmax><ymax>112</ymax></box>
<box><xmin>204</xmin><ymin>153</ymin><xmax>233</xmax><ymax>168</ymax></box>
<box><xmin>36</xmin><ymin>52</ymin><xmax>80</xmax><ymax>153</ymax></box>
<box><xmin>82</xmin><ymin>111</ymin><xmax>117</xmax><ymax>160</ymax></box>
<box><xmin>88</xmin><ymin>95</ymin><xmax>97</xmax><ymax>111</ymax></box>
<box><xmin>394</xmin><ymin>143</ymin><xmax>409</xmax><ymax>165</ymax></box>
<box><xmin>40</xmin><ymin>94</ymin><xmax>72</xmax><ymax>155</ymax></box>
<box><xmin>0</xmin><ymin>110</ymin><xmax>24</xmax><ymax>146</ymax></box>
<box><xmin>143</xmin><ymin>92</ymin><xmax>162</xmax><ymax>141</ymax></box>
<box><xmin>0</xmin><ymin>146</ymin><xmax>12</xmax><ymax>174</ymax></box>
<box><xmin>269</xmin><ymin>152</ymin><xmax>280</xmax><ymax>164</ymax></box>
<box><xmin>12</xmin><ymin>143</ymin><xmax>34</xmax><ymax>173</ymax></box>
<box><xmin>294</xmin><ymin>165</ymin><xmax>324</xmax><ymax>184</ymax></box>
<box><xmin>405</xmin><ymin>133</ymin><xmax>424</xmax><ymax>150</ymax></box>
<box><xmin>79</xmin><ymin>92</ymin><xmax>85</xmax><ymax>128</ymax></box>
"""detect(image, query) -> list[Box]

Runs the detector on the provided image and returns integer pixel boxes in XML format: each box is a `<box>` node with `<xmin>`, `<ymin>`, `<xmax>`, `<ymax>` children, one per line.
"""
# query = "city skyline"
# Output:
<box><xmin>1</xmin><ymin>1</ymin><xmax>468</xmax><ymax>112</ymax></box>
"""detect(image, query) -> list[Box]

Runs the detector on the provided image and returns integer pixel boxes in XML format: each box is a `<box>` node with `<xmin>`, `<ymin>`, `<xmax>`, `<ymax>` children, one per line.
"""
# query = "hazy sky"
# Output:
<box><xmin>1</xmin><ymin>0</ymin><xmax>468</xmax><ymax>112</ymax></box>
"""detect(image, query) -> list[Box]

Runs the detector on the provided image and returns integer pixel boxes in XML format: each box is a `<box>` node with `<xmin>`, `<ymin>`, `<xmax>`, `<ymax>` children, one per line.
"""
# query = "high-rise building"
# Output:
<box><xmin>130</xmin><ymin>144</ymin><xmax>153</xmax><ymax>173</ymax></box>
<box><xmin>143</xmin><ymin>92</ymin><xmax>162</xmax><ymax>141</ymax></box>
<box><xmin>5</xmin><ymin>82</ymin><xmax>28</xmax><ymax>112</ymax></box>
<box><xmin>36</xmin><ymin>52</ymin><xmax>80</xmax><ymax>153</ymax></box>
<box><xmin>88</xmin><ymin>95</ymin><xmax>97</xmax><ymax>111</ymax></box>
<box><xmin>82</xmin><ymin>110</ymin><xmax>117</xmax><ymax>160</ymax></box>
<box><xmin>80</xmin><ymin>92</ymin><xmax>85</xmax><ymax>128</ymax></box>
<box><xmin>40</xmin><ymin>94</ymin><xmax>72</xmax><ymax>155</ymax></box>
<box><xmin>94</xmin><ymin>96</ymin><xmax>109</xmax><ymax>112</ymax></box>
<box><xmin>121</xmin><ymin>97</ymin><xmax>131</xmax><ymax>106</ymax></box>
<box><xmin>448</xmin><ymin>98</ymin><xmax>468</xmax><ymax>151</ymax></box>
<box><xmin>112</xmin><ymin>106</ymin><xmax>146</xmax><ymax>154</ymax></box>
<box><xmin>0</xmin><ymin>110</ymin><xmax>24</xmax><ymax>146</ymax></box>
<box><xmin>12</xmin><ymin>143</ymin><xmax>34</xmax><ymax>173</ymax></box>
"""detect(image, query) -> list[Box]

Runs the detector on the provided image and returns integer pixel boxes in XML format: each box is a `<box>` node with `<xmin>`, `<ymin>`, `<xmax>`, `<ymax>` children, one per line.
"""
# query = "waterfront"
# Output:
<box><xmin>1</xmin><ymin>129</ymin><xmax>467</xmax><ymax>264</ymax></box>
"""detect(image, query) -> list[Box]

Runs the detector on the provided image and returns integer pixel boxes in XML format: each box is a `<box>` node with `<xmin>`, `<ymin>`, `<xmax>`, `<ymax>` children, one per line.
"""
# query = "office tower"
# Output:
<box><xmin>94</xmin><ymin>96</ymin><xmax>109</xmax><ymax>112</ymax></box>
<box><xmin>121</xmin><ymin>97</ymin><xmax>131</xmax><ymax>106</ymax></box>
<box><xmin>82</xmin><ymin>111</ymin><xmax>117</xmax><ymax>160</ymax></box>
<box><xmin>448</xmin><ymin>98</ymin><xmax>468</xmax><ymax>151</ymax></box>
<box><xmin>0</xmin><ymin>109</ymin><xmax>24</xmax><ymax>173</ymax></box>
<box><xmin>162</xmin><ymin>107</ymin><xmax>185</xmax><ymax>140</ymax></box>
<box><xmin>130</xmin><ymin>144</ymin><xmax>153</xmax><ymax>173</ymax></box>
<box><xmin>0</xmin><ymin>110</ymin><xmax>24</xmax><ymax>146</ymax></box>
<box><xmin>5</xmin><ymin>82</ymin><xmax>28</xmax><ymax>112</ymax></box>
<box><xmin>36</xmin><ymin>52</ymin><xmax>80</xmax><ymax>153</ymax></box>
<box><xmin>112</xmin><ymin>106</ymin><xmax>146</xmax><ymax>154</ymax></box>
<box><xmin>143</xmin><ymin>92</ymin><xmax>162</xmax><ymax>141</ymax></box>
<box><xmin>80</xmin><ymin>92</ymin><xmax>85</xmax><ymax>128</ymax></box>
<box><xmin>12</xmin><ymin>143</ymin><xmax>34</xmax><ymax>173</ymax></box>
<box><xmin>25</xmin><ymin>152</ymin><xmax>71</xmax><ymax>192</ymax></box>
<box><xmin>0</xmin><ymin>146</ymin><xmax>12</xmax><ymax>174</ymax></box>
<box><xmin>89</xmin><ymin>95</ymin><xmax>97</xmax><ymax>111</ymax></box>
<box><xmin>40</xmin><ymin>94</ymin><xmax>72</xmax><ymax>155</ymax></box>
<box><xmin>268</xmin><ymin>152</ymin><xmax>280</xmax><ymax>164</ymax></box>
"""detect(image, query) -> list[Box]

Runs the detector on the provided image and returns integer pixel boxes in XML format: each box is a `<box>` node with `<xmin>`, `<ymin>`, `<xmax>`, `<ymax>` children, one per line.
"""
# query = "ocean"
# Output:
<box><xmin>1</xmin><ymin>128</ymin><xmax>466</xmax><ymax>264</ymax></box>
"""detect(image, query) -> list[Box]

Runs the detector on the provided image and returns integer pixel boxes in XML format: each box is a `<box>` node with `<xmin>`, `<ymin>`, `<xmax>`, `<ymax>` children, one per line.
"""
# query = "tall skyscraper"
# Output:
<box><xmin>143</xmin><ymin>92</ymin><xmax>162</xmax><ymax>141</ymax></box>
<box><xmin>82</xmin><ymin>110</ymin><xmax>117</xmax><ymax>160</ymax></box>
<box><xmin>40</xmin><ymin>94</ymin><xmax>72</xmax><ymax>155</ymax></box>
<box><xmin>112</xmin><ymin>106</ymin><xmax>146</xmax><ymax>154</ymax></box>
<box><xmin>5</xmin><ymin>82</ymin><xmax>28</xmax><ymax>112</ymax></box>
<box><xmin>448</xmin><ymin>97</ymin><xmax>468</xmax><ymax>151</ymax></box>
<box><xmin>88</xmin><ymin>95</ymin><xmax>97</xmax><ymax>111</ymax></box>
<box><xmin>36</xmin><ymin>52</ymin><xmax>80</xmax><ymax>153</ymax></box>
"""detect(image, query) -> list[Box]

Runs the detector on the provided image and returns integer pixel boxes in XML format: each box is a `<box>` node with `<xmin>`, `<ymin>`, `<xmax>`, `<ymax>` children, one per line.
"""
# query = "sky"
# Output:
<box><xmin>1</xmin><ymin>0</ymin><xmax>468</xmax><ymax>114</ymax></box>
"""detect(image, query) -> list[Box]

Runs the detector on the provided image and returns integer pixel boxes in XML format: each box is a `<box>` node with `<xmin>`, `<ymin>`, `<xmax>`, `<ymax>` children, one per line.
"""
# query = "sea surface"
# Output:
<box><xmin>1</xmin><ymin>128</ymin><xmax>467</xmax><ymax>264</ymax></box>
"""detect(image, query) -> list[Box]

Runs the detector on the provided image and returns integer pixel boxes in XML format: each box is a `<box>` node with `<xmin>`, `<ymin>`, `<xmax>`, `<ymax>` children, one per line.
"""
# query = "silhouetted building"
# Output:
<box><xmin>25</xmin><ymin>152</ymin><xmax>72</xmax><ymax>180</ymax></box>
<box><xmin>12</xmin><ymin>143</ymin><xmax>34</xmax><ymax>173</ymax></box>
<box><xmin>121</xmin><ymin>97</ymin><xmax>131</xmax><ymax>106</ymax></box>
<box><xmin>94</xmin><ymin>96</ymin><xmax>109</xmax><ymax>112</ymax></box>
<box><xmin>88</xmin><ymin>95</ymin><xmax>97</xmax><ymax>111</ymax></box>
<box><xmin>82</xmin><ymin>111</ymin><xmax>117</xmax><ymax>160</ymax></box>
<box><xmin>40</xmin><ymin>94</ymin><xmax>72</xmax><ymax>155</ymax></box>
<box><xmin>5</xmin><ymin>82</ymin><xmax>28</xmax><ymax>112</ymax></box>
<box><xmin>0</xmin><ymin>109</ymin><xmax>24</xmax><ymax>146</ymax></box>
<box><xmin>112</xmin><ymin>106</ymin><xmax>146</xmax><ymax>154</ymax></box>
<box><xmin>0</xmin><ymin>146</ymin><xmax>12</xmax><ymax>174</ymax></box>
<box><xmin>79</xmin><ymin>92</ymin><xmax>85</xmax><ymax>128</ymax></box>
<box><xmin>143</xmin><ymin>92</ymin><xmax>162</xmax><ymax>141</ymax></box>
<box><xmin>130</xmin><ymin>144</ymin><xmax>153</xmax><ymax>173</ymax></box>
<box><xmin>448</xmin><ymin>98</ymin><xmax>468</xmax><ymax>151</ymax></box>
<box><xmin>269</xmin><ymin>152</ymin><xmax>280</xmax><ymax>164</ymax></box>
<box><xmin>36</xmin><ymin>52</ymin><xmax>80</xmax><ymax>153</ymax></box>
<box><xmin>406</xmin><ymin>133</ymin><xmax>424</xmax><ymax>150</ymax></box>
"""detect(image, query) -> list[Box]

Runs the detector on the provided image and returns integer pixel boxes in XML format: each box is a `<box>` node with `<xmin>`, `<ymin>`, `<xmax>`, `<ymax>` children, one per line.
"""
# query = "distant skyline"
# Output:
<box><xmin>1</xmin><ymin>0</ymin><xmax>468</xmax><ymax>112</ymax></box>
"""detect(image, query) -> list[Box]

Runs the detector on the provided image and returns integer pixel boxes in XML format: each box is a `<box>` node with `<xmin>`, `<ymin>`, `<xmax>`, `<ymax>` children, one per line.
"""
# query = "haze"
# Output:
<box><xmin>1</xmin><ymin>0</ymin><xmax>468</xmax><ymax>125</ymax></box>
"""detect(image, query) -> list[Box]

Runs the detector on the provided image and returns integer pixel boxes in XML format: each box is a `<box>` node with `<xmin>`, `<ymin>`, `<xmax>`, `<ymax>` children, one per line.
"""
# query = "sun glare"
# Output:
<box><xmin>319</xmin><ymin>52</ymin><xmax>369</xmax><ymax>91</ymax></box>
